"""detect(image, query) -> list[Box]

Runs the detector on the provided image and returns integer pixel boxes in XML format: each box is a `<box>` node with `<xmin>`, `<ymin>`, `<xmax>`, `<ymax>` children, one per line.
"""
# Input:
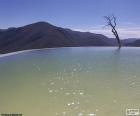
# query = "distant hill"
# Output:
<box><xmin>104</xmin><ymin>38</ymin><xmax>139</xmax><ymax>46</ymax></box>
<box><xmin>0</xmin><ymin>21</ymin><xmax>139</xmax><ymax>54</ymax></box>
<box><xmin>124</xmin><ymin>38</ymin><xmax>140</xmax><ymax>46</ymax></box>
<box><xmin>0</xmin><ymin>22</ymin><xmax>112</xmax><ymax>54</ymax></box>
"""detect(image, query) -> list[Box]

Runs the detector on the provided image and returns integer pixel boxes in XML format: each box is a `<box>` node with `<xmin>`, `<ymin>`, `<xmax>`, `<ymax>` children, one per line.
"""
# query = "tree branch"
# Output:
<box><xmin>104</xmin><ymin>15</ymin><xmax>121</xmax><ymax>48</ymax></box>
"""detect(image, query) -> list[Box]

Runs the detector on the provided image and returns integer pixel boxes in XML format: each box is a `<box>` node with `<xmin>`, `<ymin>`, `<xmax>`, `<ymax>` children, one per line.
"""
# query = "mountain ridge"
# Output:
<box><xmin>0</xmin><ymin>21</ymin><xmax>139</xmax><ymax>54</ymax></box>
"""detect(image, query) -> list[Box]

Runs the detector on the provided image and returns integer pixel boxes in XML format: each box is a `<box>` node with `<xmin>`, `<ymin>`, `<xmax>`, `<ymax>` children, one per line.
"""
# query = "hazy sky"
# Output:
<box><xmin>0</xmin><ymin>0</ymin><xmax>140</xmax><ymax>39</ymax></box>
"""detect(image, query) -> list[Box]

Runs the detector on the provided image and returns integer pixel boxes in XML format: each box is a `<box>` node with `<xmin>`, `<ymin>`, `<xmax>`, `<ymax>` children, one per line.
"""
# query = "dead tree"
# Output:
<box><xmin>104</xmin><ymin>15</ymin><xmax>121</xmax><ymax>48</ymax></box>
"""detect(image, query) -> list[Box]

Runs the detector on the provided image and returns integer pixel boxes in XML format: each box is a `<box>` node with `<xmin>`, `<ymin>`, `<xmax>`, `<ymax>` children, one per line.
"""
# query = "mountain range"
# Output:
<box><xmin>0</xmin><ymin>22</ymin><xmax>139</xmax><ymax>54</ymax></box>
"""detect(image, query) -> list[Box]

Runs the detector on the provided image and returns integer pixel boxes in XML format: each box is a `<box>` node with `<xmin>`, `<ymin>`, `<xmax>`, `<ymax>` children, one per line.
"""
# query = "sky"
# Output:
<box><xmin>0</xmin><ymin>0</ymin><xmax>140</xmax><ymax>39</ymax></box>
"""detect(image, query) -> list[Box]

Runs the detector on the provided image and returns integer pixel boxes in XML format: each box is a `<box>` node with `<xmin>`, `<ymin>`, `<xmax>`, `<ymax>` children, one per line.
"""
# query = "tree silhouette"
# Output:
<box><xmin>104</xmin><ymin>15</ymin><xmax>121</xmax><ymax>48</ymax></box>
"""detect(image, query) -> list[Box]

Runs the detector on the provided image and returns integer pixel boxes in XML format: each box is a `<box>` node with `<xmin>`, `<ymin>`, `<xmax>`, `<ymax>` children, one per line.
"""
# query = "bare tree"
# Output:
<box><xmin>104</xmin><ymin>15</ymin><xmax>121</xmax><ymax>48</ymax></box>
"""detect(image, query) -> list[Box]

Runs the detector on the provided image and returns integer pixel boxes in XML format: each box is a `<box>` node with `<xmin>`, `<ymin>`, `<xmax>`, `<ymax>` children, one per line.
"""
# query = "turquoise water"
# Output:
<box><xmin>0</xmin><ymin>47</ymin><xmax>140</xmax><ymax>116</ymax></box>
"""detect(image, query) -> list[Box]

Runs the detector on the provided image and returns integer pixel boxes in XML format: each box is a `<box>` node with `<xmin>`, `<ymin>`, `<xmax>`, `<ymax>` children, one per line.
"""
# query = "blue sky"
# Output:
<box><xmin>0</xmin><ymin>0</ymin><xmax>140</xmax><ymax>39</ymax></box>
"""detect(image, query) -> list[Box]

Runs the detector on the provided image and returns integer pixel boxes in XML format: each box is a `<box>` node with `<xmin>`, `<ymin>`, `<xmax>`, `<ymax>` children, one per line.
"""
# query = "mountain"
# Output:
<box><xmin>124</xmin><ymin>38</ymin><xmax>140</xmax><ymax>46</ymax></box>
<box><xmin>103</xmin><ymin>38</ymin><xmax>139</xmax><ymax>46</ymax></box>
<box><xmin>0</xmin><ymin>21</ymin><xmax>139</xmax><ymax>54</ymax></box>
<box><xmin>121</xmin><ymin>38</ymin><xmax>138</xmax><ymax>46</ymax></box>
<box><xmin>0</xmin><ymin>22</ymin><xmax>112</xmax><ymax>54</ymax></box>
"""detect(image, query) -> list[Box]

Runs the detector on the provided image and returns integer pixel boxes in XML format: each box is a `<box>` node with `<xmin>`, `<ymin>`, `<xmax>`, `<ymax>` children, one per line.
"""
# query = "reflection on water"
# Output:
<box><xmin>0</xmin><ymin>47</ymin><xmax>140</xmax><ymax>116</ymax></box>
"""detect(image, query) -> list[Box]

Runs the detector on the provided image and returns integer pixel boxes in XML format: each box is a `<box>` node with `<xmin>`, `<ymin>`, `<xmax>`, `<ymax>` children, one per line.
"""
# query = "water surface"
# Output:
<box><xmin>0</xmin><ymin>47</ymin><xmax>140</xmax><ymax>116</ymax></box>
